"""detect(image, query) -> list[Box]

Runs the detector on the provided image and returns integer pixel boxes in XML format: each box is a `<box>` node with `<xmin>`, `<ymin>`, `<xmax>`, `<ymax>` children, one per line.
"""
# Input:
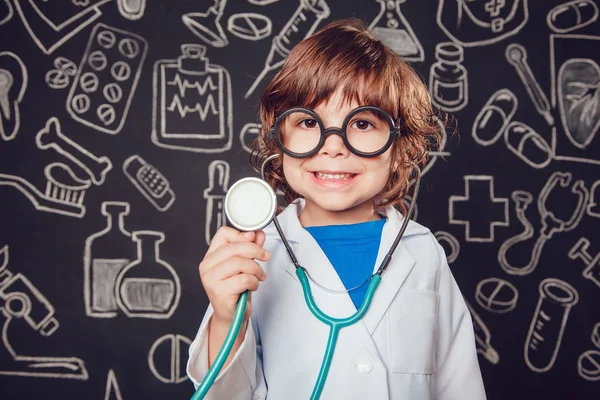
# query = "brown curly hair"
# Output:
<box><xmin>250</xmin><ymin>18</ymin><xmax>445</xmax><ymax>215</ymax></box>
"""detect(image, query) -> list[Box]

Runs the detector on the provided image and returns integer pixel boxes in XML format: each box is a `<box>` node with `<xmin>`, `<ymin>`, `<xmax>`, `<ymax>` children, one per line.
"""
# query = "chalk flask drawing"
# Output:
<box><xmin>84</xmin><ymin>202</ymin><xmax>133</xmax><ymax>318</ymax></box>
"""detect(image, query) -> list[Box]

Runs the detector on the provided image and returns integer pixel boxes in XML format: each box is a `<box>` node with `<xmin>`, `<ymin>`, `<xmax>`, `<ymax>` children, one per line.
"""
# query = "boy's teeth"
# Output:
<box><xmin>315</xmin><ymin>172</ymin><xmax>355</xmax><ymax>180</ymax></box>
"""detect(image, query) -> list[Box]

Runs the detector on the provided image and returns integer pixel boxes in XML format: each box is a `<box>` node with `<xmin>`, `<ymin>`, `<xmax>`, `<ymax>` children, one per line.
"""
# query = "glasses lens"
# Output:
<box><xmin>277</xmin><ymin>111</ymin><xmax>321</xmax><ymax>154</ymax></box>
<box><xmin>346</xmin><ymin>109</ymin><xmax>392</xmax><ymax>154</ymax></box>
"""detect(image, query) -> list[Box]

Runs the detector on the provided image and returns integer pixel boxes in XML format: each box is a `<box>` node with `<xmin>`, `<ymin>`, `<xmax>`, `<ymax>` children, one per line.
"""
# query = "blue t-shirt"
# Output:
<box><xmin>305</xmin><ymin>218</ymin><xmax>386</xmax><ymax>309</ymax></box>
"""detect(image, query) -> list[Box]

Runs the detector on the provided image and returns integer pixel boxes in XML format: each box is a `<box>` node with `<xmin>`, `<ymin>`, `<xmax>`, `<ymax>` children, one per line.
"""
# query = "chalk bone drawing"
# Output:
<box><xmin>547</xmin><ymin>0</ymin><xmax>599</xmax><ymax>34</ymax></box>
<box><xmin>525</xmin><ymin>278</ymin><xmax>578</xmax><ymax>373</ymax></box>
<box><xmin>0</xmin><ymin>52</ymin><xmax>27</xmax><ymax>141</ymax></box>
<box><xmin>227</xmin><ymin>13</ymin><xmax>272</xmax><ymax>41</ymax></box>
<box><xmin>152</xmin><ymin>44</ymin><xmax>232</xmax><ymax>153</ymax></box>
<box><xmin>475</xmin><ymin>277</ymin><xmax>518</xmax><ymax>314</ymax></box>
<box><xmin>0</xmin><ymin>245</ymin><xmax>88</xmax><ymax>379</ymax></box>
<box><xmin>204</xmin><ymin>160</ymin><xmax>230</xmax><ymax>246</ymax></box>
<box><xmin>117</xmin><ymin>0</ymin><xmax>146</xmax><ymax>20</ymax></box>
<box><xmin>66</xmin><ymin>23</ymin><xmax>148</xmax><ymax>135</ymax></box>
<box><xmin>449</xmin><ymin>175</ymin><xmax>508</xmax><ymax>243</ymax></box>
<box><xmin>182</xmin><ymin>0</ymin><xmax>228</xmax><ymax>48</ymax></box>
<box><xmin>437</xmin><ymin>0</ymin><xmax>529</xmax><ymax>47</ymax></box>
<box><xmin>13</xmin><ymin>0</ymin><xmax>111</xmax><ymax>55</ymax></box>
<box><xmin>568</xmin><ymin>237</ymin><xmax>600</xmax><ymax>289</ymax></box>
<box><xmin>148</xmin><ymin>334</ymin><xmax>192</xmax><ymax>384</ymax></box>
<box><xmin>104</xmin><ymin>369</ymin><xmax>124</xmax><ymax>400</ymax></box>
<box><xmin>123</xmin><ymin>155</ymin><xmax>175</xmax><ymax>212</ymax></box>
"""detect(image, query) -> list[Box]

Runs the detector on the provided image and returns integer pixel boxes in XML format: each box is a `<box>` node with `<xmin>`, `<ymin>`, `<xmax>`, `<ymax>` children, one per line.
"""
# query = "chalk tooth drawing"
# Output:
<box><xmin>429</xmin><ymin>42</ymin><xmax>467</xmax><ymax>112</ymax></box>
<box><xmin>148</xmin><ymin>334</ymin><xmax>192</xmax><ymax>384</ymax></box>
<box><xmin>245</xmin><ymin>0</ymin><xmax>330</xmax><ymax>99</ymax></box>
<box><xmin>589</xmin><ymin>180</ymin><xmax>600</xmax><ymax>218</ymax></box>
<box><xmin>13</xmin><ymin>0</ymin><xmax>111</xmax><ymax>55</ymax></box>
<box><xmin>503</xmin><ymin>121</ymin><xmax>553</xmax><ymax>169</ymax></box>
<box><xmin>152</xmin><ymin>44</ymin><xmax>232</xmax><ymax>153</ymax></box>
<box><xmin>568</xmin><ymin>237</ymin><xmax>600</xmax><ymax>289</ymax></box>
<box><xmin>369</xmin><ymin>0</ymin><xmax>424</xmax><ymax>62</ymax></box>
<box><xmin>578</xmin><ymin>350</ymin><xmax>600</xmax><ymax>381</ymax></box>
<box><xmin>499</xmin><ymin>173</ymin><xmax>589</xmax><ymax>276</ymax></box>
<box><xmin>182</xmin><ymin>0</ymin><xmax>228</xmax><ymax>48</ymax></box>
<box><xmin>434</xmin><ymin>231</ymin><xmax>460</xmax><ymax>264</ymax></box>
<box><xmin>466</xmin><ymin>301</ymin><xmax>500</xmax><ymax>365</ymax></box>
<box><xmin>117</xmin><ymin>0</ymin><xmax>146</xmax><ymax>20</ymax></box>
<box><xmin>84</xmin><ymin>201</ymin><xmax>133</xmax><ymax>318</ymax></box>
<box><xmin>506</xmin><ymin>44</ymin><xmax>554</xmax><ymax>126</ymax></box>
<box><xmin>227</xmin><ymin>13</ymin><xmax>272</xmax><ymax>41</ymax></box>
<box><xmin>115</xmin><ymin>231</ymin><xmax>181</xmax><ymax>319</ymax></box>
<box><xmin>449</xmin><ymin>175</ymin><xmax>509</xmax><ymax>243</ymax></box>
<box><xmin>123</xmin><ymin>155</ymin><xmax>175</xmax><ymax>212</ymax></box>
<box><xmin>204</xmin><ymin>160</ymin><xmax>230</xmax><ymax>246</ymax></box>
<box><xmin>46</xmin><ymin>56</ymin><xmax>78</xmax><ymax>90</ymax></box>
<box><xmin>472</xmin><ymin>89</ymin><xmax>517</xmax><ymax>146</ymax></box>
<box><xmin>0</xmin><ymin>0</ymin><xmax>13</xmax><ymax>25</ymax></box>
<box><xmin>547</xmin><ymin>0</ymin><xmax>599</xmax><ymax>34</ymax></box>
<box><xmin>104</xmin><ymin>369</ymin><xmax>123</xmax><ymax>400</ymax></box>
<box><xmin>475</xmin><ymin>277</ymin><xmax>518</xmax><ymax>314</ymax></box>
<box><xmin>525</xmin><ymin>278</ymin><xmax>578</xmax><ymax>373</ymax></box>
<box><xmin>0</xmin><ymin>52</ymin><xmax>27</xmax><ymax>141</ymax></box>
<box><xmin>36</xmin><ymin>117</ymin><xmax>113</xmax><ymax>185</ymax></box>
<box><xmin>437</xmin><ymin>0</ymin><xmax>529</xmax><ymax>47</ymax></box>
<box><xmin>0</xmin><ymin>245</ymin><xmax>88</xmax><ymax>379</ymax></box>
<box><xmin>240</xmin><ymin>122</ymin><xmax>261</xmax><ymax>154</ymax></box>
<box><xmin>66</xmin><ymin>23</ymin><xmax>148</xmax><ymax>135</ymax></box>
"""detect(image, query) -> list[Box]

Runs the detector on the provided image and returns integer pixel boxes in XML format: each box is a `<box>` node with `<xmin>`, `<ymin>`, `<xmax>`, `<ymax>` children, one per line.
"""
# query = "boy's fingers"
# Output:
<box><xmin>206</xmin><ymin>226</ymin><xmax>254</xmax><ymax>255</ymax></box>
<box><xmin>205</xmin><ymin>257</ymin><xmax>267</xmax><ymax>282</ymax></box>
<box><xmin>201</xmin><ymin>241</ymin><xmax>270</xmax><ymax>274</ymax></box>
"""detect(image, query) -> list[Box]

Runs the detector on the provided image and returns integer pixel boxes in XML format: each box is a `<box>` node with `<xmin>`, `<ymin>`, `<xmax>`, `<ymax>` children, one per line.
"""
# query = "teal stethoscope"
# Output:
<box><xmin>191</xmin><ymin>106</ymin><xmax>421</xmax><ymax>399</ymax></box>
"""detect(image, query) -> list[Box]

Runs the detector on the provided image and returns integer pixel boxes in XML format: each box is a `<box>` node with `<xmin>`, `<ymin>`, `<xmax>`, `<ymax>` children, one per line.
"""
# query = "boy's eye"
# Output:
<box><xmin>299</xmin><ymin>119</ymin><xmax>318</xmax><ymax>129</ymax></box>
<box><xmin>351</xmin><ymin>120</ymin><xmax>373</xmax><ymax>130</ymax></box>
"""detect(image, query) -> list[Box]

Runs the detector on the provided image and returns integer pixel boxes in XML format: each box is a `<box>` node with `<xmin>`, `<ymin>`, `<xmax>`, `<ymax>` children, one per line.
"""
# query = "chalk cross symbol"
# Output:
<box><xmin>485</xmin><ymin>0</ymin><xmax>505</xmax><ymax>17</ymax></box>
<box><xmin>449</xmin><ymin>176</ymin><xmax>509</xmax><ymax>242</ymax></box>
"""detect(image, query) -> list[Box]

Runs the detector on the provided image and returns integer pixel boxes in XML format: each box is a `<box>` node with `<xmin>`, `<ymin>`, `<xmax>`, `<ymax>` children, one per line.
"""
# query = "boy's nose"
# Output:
<box><xmin>319</xmin><ymin>131</ymin><xmax>350</xmax><ymax>157</ymax></box>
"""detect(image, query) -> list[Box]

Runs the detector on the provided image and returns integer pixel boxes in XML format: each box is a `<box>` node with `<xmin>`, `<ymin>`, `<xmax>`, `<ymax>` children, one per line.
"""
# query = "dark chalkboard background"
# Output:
<box><xmin>1</xmin><ymin>0</ymin><xmax>599</xmax><ymax>398</ymax></box>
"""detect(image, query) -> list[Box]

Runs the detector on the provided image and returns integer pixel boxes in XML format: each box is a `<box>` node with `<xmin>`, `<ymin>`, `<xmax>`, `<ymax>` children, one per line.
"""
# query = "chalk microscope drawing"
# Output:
<box><xmin>0</xmin><ymin>245</ymin><xmax>88</xmax><ymax>379</ymax></box>
<box><xmin>227</xmin><ymin>13</ymin><xmax>272</xmax><ymax>41</ymax></box>
<box><xmin>182</xmin><ymin>0</ymin><xmax>228</xmax><ymax>48</ymax></box>
<box><xmin>569</xmin><ymin>237</ymin><xmax>600</xmax><ymax>289</ymax></box>
<box><xmin>547</xmin><ymin>0</ymin><xmax>599</xmax><ymax>34</ymax></box>
<box><xmin>148</xmin><ymin>334</ymin><xmax>191</xmax><ymax>384</ymax></box>
<box><xmin>152</xmin><ymin>44</ymin><xmax>232</xmax><ymax>153</ymax></box>
<box><xmin>525</xmin><ymin>278</ymin><xmax>578</xmax><ymax>373</ymax></box>
<box><xmin>117</xmin><ymin>0</ymin><xmax>146</xmax><ymax>20</ymax></box>
<box><xmin>449</xmin><ymin>175</ymin><xmax>509</xmax><ymax>243</ymax></box>
<box><xmin>498</xmin><ymin>172</ymin><xmax>589</xmax><ymax>276</ymax></box>
<box><xmin>475</xmin><ymin>278</ymin><xmax>518</xmax><ymax>314</ymax></box>
<box><xmin>437</xmin><ymin>0</ymin><xmax>529</xmax><ymax>47</ymax></box>
<box><xmin>204</xmin><ymin>160</ymin><xmax>230</xmax><ymax>246</ymax></box>
<box><xmin>472</xmin><ymin>89</ymin><xmax>518</xmax><ymax>146</ymax></box>
<box><xmin>589</xmin><ymin>180</ymin><xmax>600</xmax><ymax>218</ymax></box>
<box><xmin>12</xmin><ymin>0</ymin><xmax>112</xmax><ymax>55</ymax></box>
<box><xmin>244</xmin><ymin>0</ymin><xmax>331</xmax><ymax>99</ymax></box>
<box><xmin>0</xmin><ymin>52</ymin><xmax>28</xmax><ymax>141</ymax></box>
<box><xmin>104</xmin><ymin>369</ymin><xmax>124</xmax><ymax>400</ymax></box>
<box><xmin>123</xmin><ymin>155</ymin><xmax>175</xmax><ymax>212</ymax></box>
<box><xmin>429</xmin><ymin>42</ymin><xmax>468</xmax><ymax>112</ymax></box>
<box><xmin>0</xmin><ymin>0</ymin><xmax>13</xmax><ymax>25</ymax></box>
<box><xmin>46</xmin><ymin>57</ymin><xmax>78</xmax><ymax>90</ymax></box>
<box><xmin>66</xmin><ymin>23</ymin><xmax>148</xmax><ymax>135</ymax></box>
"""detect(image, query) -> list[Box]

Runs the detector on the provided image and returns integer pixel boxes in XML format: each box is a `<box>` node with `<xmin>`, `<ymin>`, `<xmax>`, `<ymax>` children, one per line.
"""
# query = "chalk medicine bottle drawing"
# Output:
<box><xmin>84</xmin><ymin>202</ymin><xmax>134</xmax><ymax>318</ymax></box>
<box><xmin>152</xmin><ymin>44</ymin><xmax>232</xmax><ymax>153</ymax></box>
<box><xmin>429</xmin><ymin>42</ymin><xmax>468</xmax><ymax>112</ymax></box>
<box><xmin>115</xmin><ymin>231</ymin><xmax>180</xmax><ymax>319</ymax></box>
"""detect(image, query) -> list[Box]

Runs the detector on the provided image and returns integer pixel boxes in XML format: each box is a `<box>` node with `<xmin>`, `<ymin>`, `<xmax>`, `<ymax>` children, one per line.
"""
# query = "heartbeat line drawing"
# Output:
<box><xmin>166</xmin><ymin>94</ymin><xmax>218</xmax><ymax>120</ymax></box>
<box><xmin>167</xmin><ymin>74</ymin><xmax>218</xmax><ymax>97</ymax></box>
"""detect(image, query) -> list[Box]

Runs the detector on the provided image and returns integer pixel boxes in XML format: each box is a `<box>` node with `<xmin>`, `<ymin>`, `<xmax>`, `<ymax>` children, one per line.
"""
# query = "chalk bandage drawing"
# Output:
<box><xmin>123</xmin><ymin>155</ymin><xmax>175</xmax><ymax>212</ymax></box>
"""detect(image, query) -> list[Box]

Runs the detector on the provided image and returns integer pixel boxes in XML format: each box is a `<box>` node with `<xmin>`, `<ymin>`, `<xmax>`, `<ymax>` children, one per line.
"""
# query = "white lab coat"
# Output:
<box><xmin>187</xmin><ymin>199</ymin><xmax>487</xmax><ymax>399</ymax></box>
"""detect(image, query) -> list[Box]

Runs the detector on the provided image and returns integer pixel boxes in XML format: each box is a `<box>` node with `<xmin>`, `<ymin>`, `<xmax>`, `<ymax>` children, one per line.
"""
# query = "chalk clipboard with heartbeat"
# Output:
<box><xmin>152</xmin><ymin>44</ymin><xmax>233</xmax><ymax>153</ymax></box>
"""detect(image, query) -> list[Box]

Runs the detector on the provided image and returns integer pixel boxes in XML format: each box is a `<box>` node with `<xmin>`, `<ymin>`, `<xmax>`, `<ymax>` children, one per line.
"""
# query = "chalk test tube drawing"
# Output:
<box><xmin>182</xmin><ymin>0</ymin><xmax>228</xmax><ymax>48</ymax></box>
<box><xmin>369</xmin><ymin>0</ymin><xmax>424</xmax><ymax>62</ymax></box>
<box><xmin>506</xmin><ymin>44</ymin><xmax>555</xmax><ymax>126</ymax></box>
<box><xmin>46</xmin><ymin>57</ymin><xmax>78</xmax><ymax>90</ymax></box>
<box><xmin>434</xmin><ymin>231</ymin><xmax>460</xmax><ymax>264</ymax></box>
<box><xmin>36</xmin><ymin>117</ymin><xmax>113</xmax><ymax>186</ymax></box>
<box><xmin>472</xmin><ymin>89</ymin><xmax>517</xmax><ymax>146</ymax></box>
<box><xmin>449</xmin><ymin>175</ymin><xmax>509</xmax><ymax>243</ymax></box>
<box><xmin>13</xmin><ymin>0</ymin><xmax>111</xmax><ymax>55</ymax></box>
<box><xmin>104</xmin><ymin>369</ymin><xmax>123</xmax><ymax>400</ymax></box>
<box><xmin>66</xmin><ymin>23</ymin><xmax>148</xmax><ymax>135</ymax></box>
<box><xmin>152</xmin><ymin>44</ymin><xmax>232</xmax><ymax>153</ymax></box>
<box><xmin>568</xmin><ymin>237</ymin><xmax>600</xmax><ymax>289</ymax></box>
<box><xmin>589</xmin><ymin>180</ymin><xmax>600</xmax><ymax>218</ymax></box>
<box><xmin>475</xmin><ymin>277</ymin><xmax>518</xmax><ymax>314</ymax></box>
<box><xmin>499</xmin><ymin>172</ymin><xmax>589</xmax><ymax>276</ymax></box>
<box><xmin>547</xmin><ymin>0</ymin><xmax>598</xmax><ymax>34</ymax></box>
<box><xmin>148</xmin><ymin>334</ymin><xmax>192</xmax><ymax>384</ymax></box>
<box><xmin>204</xmin><ymin>160</ymin><xmax>230</xmax><ymax>246</ymax></box>
<box><xmin>578</xmin><ymin>350</ymin><xmax>600</xmax><ymax>381</ymax></box>
<box><xmin>227</xmin><ymin>13</ymin><xmax>272</xmax><ymax>41</ymax></box>
<box><xmin>84</xmin><ymin>202</ymin><xmax>134</xmax><ymax>318</ymax></box>
<box><xmin>240</xmin><ymin>122</ymin><xmax>261</xmax><ymax>154</ymax></box>
<box><xmin>525</xmin><ymin>278</ymin><xmax>578</xmax><ymax>373</ymax></box>
<box><xmin>429</xmin><ymin>42</ymin><xmax>467</xmax><ymax>112</ymax></box>
<box><xmin>503</xmin><ymin>121</ymin><xmax>553</xmax><ymax>169</ymax></box>
<box><xmin>0</xmin><ymin>0</ymin><xmax>13</xmax><ymax>25</ymax></box>
<box><xmin>437</xmin><ymin>0</ymin><xmax>528</xmax><ymax>47</ymax></box>
<box><xmin>0</xmin><ymin>52</ymin><xmax>27</xmax><ymax>141</ymax></box>
<box><xmin>117</xmin><ymin>0</ymin><xmax>146</xmax><ymax>20</ymax></box>
<box><xmin>0</xmin><ymin>245</ymin><xmax>88</xmax><ymax>379</ymax></box>
<box><xmin>244</xmin><ymin>0</ymin><xmax>330</xmax><ymax>99</ymax></box>
<box><xmin>123</xmin><ymin>155</ymin><xmax>175</xmax><ymax>212</ymax></box>
<box><xmin>466</xmin><ymin>301</ymin><xmax>500</xmax><ymax>365</ymax></box>
<box><xmin>115</xmin><ymin>231</ymin><xmax>181</xmax><ymax>319</ymax></box>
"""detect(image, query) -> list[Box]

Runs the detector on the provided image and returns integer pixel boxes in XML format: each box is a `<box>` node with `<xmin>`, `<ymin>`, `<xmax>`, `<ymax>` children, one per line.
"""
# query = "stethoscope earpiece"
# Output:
<box><xmin>224</xmin><ymin>177</ymin><xmax>277</xmax><ymax>231</ymax></box>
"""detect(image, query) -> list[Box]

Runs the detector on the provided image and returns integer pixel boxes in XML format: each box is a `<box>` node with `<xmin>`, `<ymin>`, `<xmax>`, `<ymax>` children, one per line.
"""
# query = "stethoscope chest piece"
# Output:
<box><xmin>224</xmin><ymin>177</ymin><xmax>277</xmax><ymax>231</ymax></box>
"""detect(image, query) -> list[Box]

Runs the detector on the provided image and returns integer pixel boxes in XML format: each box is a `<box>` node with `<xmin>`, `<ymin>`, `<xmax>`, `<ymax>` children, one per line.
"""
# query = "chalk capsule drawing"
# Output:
<box><xmin>547</xmin><ymin>0</ymin><xmax>598</xmax><ymax>34</ymax></box>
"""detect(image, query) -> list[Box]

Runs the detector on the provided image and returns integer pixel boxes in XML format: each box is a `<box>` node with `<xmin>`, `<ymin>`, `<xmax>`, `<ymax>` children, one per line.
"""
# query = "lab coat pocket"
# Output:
<box><xmin>389</xmin><ymin>289</ymin><xmax>439</xmax><ymax>374</ymax></box>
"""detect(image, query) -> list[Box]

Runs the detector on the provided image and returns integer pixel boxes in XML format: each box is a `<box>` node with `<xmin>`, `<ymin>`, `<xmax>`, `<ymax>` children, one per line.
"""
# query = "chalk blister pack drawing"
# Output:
<box><xmin>0</xmin><ymin>52</ymin><xmax>28</xmax><ymax>141</ymax></box>
<box><xmin>152</xmin><ymin>44</ymin><xmax>232</xmax><ymax>153</ymax></box>
<box><xmin>148</xmin><ymin>334</ymin><xmax>191</xmax><ymax>384</ymax></box>
<box><xmin>66</xmin><ymin>23</ymin><xmax>148</xmax><ymax>135</ymax></box>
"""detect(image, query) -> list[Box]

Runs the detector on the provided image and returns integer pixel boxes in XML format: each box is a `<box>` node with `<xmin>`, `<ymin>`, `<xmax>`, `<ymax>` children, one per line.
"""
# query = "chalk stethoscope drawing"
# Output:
<box><xmin>475</xmin><ymin>277</ymin><xmax>518</xmax><ymax>314</ymax></box>
<box><xmin>589</xmin><ymin>180</ymin><xmax>600</xmax><ymax>218</ymax></box>
<box><xmin>117</xmin><ymin>0</ymin><xmax>146</xmax><ymax>20</ymax></box>
<box><xmin>498</xmin><ymin>172</ymin><xmax>589</xmax><ymax>276</ymax></box>
<box><xmin>449</xmin><ymin>175</ymin><xmax>509</xmax><ymax>243</ymax></box>
<box><xmin>204</xmin><ymin>160</ymin><xmax>230</xmax><ymax>246</ymax></box>
<box><xmin>240</xmin><ymin>122</ymin><xmax>261</xmax><ymax>154</ymax></box>
<box><xmin>123</xmin><ymin>155</ymin><xmax>175</xmax><ymax>212</ymax></box>
<box><xmin>46</xmin><ymin>56</ymin><xmax>78</xmax><ymax>90</ymax></box>
<box><xmin>472</xmin><ymin>88</ymin><xmax>518</xmax><ymax>147</ymax></box>
<box><xmin>525</xmin><ymin>278</ymin><xmax>578</xmax><ymax>373</ymax></box>
<box><xmin>12</xmin><ymin>0</ymin><xmax>111</xmax><ymax>55</ymax></box>
<box><xmin>182</xmin><ymin>0</ymin><xmax>228</xmax><ymax>48</ymax></box>
<box><xmin>244</xmin><ymin>0</ymin><xmax>330</xmax><ymax>99</ymax></box>
<box><xmin>569</xmin><ymin>237</ymin><xmax>600</xmax><ymax>289</ymax></box>
<box><xmin>578</xmin><ymin>350</ymin><xmax>600</xmax><ymax>381</ymax></box>
<box><xmin>0</xmin><ymin>245</ymin><xmax>88</xmax><ymax>379</ymax></box>
<box><xmin>227</xmin><ymin>13</ymin><xmax>272</xmax><ymax>41</ymax></box>
<box><xmin>148</xmin><ymin>334</ymin><xmax>192</xmax><ymax>384</ymax></box>
<box><xmin>0</xmin><ymin>51</ymin><xmax>27</xmax><ymax>141</ymax></box>
<box><xmin>547</xmin><ymin>0</ymin><xmax>598</xmax><ymax>34</ymax></box>
<box><xmin>104</xmin><ymin>369</ymin><xmax>124</xmax><ymax>400</ymax></box>
<box><xmin>429</xmin><ymin>42</ymin><xmax>468</xmax><ymax>112</ymax></box>
<box><xmin>0</xmin><ymin>0</ymin><xmax>13</xmax><ymax>25</ymax></box>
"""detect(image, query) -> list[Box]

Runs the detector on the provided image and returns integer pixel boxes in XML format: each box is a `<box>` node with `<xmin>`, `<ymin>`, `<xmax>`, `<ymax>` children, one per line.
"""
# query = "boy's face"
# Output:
<box><xmin>282</xmin><ymin>88</ymin><xmax>394</xmax><ymax>224</ymax></box>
